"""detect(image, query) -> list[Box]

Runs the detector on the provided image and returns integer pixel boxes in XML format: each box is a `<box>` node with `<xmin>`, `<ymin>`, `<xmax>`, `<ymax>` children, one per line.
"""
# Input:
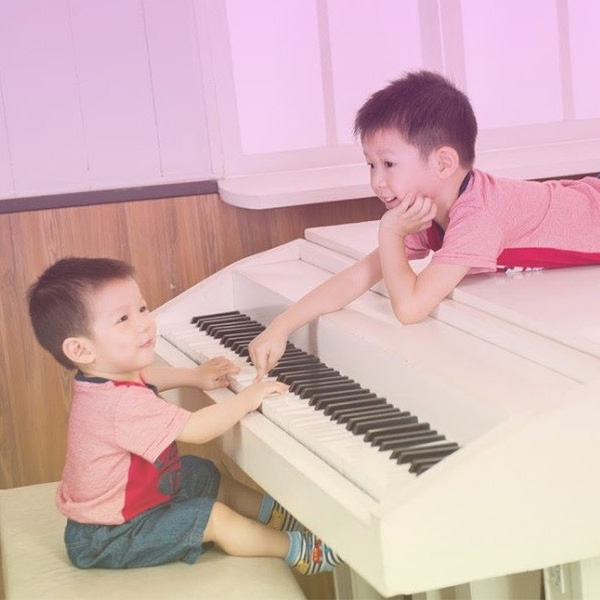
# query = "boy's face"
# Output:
<box><xmin>362</xmin><ymin>128</ymin><xmax>440</xmax><ymax>211</ymax></box>
<box><xmin>81</xmin><ymin>277</ymin><xmax>156</xmax><ymax>380</ymax></box>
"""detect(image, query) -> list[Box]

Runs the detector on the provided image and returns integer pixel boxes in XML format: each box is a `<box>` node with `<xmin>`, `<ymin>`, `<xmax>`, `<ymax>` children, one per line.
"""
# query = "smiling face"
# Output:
<box><xmin>362</xmin><ymin>128</ymin><xmax>441</xmax><ymax>211</ymax></box>
<box><xmin>79</xmin><ymin>277</ymin><xmax>156</xmax><ymax>381</ymax></box>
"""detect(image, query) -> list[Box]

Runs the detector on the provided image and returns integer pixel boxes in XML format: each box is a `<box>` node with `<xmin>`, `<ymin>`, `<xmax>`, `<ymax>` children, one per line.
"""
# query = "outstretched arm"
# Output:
<box><xmin>248</xmin><ymin>249</ymin><xmax>383</xmax><ymax>380</ymax></box>
<box><xmin>176</xmin><ymin>380</ymin><xmax>288</xmax><ymax>444</ymax></box>
<box><xmin>379</xmin><ymin>194</ymin><xmax>469</xmax><ymax>323</ymax></box>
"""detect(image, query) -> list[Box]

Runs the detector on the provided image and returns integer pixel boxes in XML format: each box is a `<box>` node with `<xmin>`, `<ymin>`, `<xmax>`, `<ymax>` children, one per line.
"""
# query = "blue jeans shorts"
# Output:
<box><xmin>65</xmin><ymin>455</ymin><xmax>221</xmax><ymax>569</ymax></box>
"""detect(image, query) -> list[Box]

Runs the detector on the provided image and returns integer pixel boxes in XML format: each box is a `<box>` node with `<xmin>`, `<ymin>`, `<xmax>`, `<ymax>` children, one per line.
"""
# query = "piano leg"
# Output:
<box><xmin>544</xmin><ymin>558</ymin><xmax>600</xmax><ymax>600</ymax></box>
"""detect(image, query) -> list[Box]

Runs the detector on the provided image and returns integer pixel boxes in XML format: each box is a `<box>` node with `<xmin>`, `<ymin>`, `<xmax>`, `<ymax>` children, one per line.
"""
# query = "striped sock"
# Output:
<box><xmin>257</xmin><ymin>495</ymin><xmax>302</xmax><ymax>532</ymax></box>
<box><xmin>284</xmin><ymin>531</ymin><xmax>343</xmax><ymax>575</ymax></box>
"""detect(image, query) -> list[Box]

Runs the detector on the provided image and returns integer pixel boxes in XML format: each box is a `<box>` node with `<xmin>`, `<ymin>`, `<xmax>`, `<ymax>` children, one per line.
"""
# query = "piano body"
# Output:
<box><xmin>153</xmin><ymin>220</ymin><xmax>600</xmax><ymax>599</ymax></box>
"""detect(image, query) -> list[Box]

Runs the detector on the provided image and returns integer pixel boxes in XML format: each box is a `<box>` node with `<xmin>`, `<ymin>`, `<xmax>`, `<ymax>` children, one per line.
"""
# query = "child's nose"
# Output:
<box><xmin>139</xmin><ymin>312</ymin><xmax>155</xmax><ymax>331</ymax></box>
<box><xmin>371</xmin><ymin>169</ymin><xmax>387</xmax><ymax>192</ymax></box>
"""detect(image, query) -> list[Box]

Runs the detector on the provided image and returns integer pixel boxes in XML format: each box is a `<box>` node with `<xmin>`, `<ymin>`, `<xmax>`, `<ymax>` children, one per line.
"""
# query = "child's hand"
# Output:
<box><xmin>239</xmin><ymin>380</ymin><xmax>289</xmax><ymax>412</ymax></box>
<box><xmin>380</xmin><ymin>192</ymin><xmax>437</xmax><ymax>237</ymax></box>
<box><xmin>195</xmin><ymin>357</ymin><xmax>240</xmax><ymax>390</ymax></box>
<box><xmin>248</xmin><ymin>328</ymin><xmax>288</xmax><ymax>382</ymax></box>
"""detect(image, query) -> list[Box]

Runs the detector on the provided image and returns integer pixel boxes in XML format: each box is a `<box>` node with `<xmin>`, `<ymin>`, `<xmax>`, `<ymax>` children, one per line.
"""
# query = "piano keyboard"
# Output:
<box><xmin>162</xmin><ymin>310</ymin><xmax>460</xmax><ymax>499</ymax></box>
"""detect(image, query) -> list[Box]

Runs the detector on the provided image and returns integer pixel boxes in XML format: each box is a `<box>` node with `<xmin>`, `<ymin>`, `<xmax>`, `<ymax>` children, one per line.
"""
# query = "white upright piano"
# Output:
<box><xmin>153</xmin><ymin>220</ymin><xmax>600</xmax><ymax>600</ymax></box>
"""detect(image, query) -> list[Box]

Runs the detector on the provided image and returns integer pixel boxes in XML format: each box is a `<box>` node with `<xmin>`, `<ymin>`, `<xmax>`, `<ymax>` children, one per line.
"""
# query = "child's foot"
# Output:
<box><xmin>286</xmin><ymin>531</ymin><xmax>343</xmax><ymax>575</ymax></box>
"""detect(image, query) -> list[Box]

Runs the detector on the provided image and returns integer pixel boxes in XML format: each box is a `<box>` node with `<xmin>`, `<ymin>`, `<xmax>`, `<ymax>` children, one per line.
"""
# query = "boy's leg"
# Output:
<box><xmin>204</xmin><ymin>501</ymin><xmax>342</xmax><ymax>574</ymax></box>
<box><xmin>216</xmin><ymin>473</ymin><xmax>261</xmax><ymax>519</ymax></box>
<box><xmin>217</xmin><ymin>474</ymin><xmax>301</xmax><ymax>531</ymax></box>
<box><xmin>204</xmin><ymin>501</ymin><xmax>288</xmax><ymax>558</ymax></box>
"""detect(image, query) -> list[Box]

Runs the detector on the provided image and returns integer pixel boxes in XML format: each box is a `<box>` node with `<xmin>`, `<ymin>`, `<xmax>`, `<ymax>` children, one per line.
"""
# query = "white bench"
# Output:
<box><xmin>0</xmin><ymin>482</ymin><xmax>306</xmax><ymax>600</ymax></box>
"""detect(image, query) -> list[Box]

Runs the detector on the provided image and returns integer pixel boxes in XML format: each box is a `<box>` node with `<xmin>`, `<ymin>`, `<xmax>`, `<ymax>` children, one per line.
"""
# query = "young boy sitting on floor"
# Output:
<box><xmin>27</xmin><ymin>257</ymin><xmax>342</xmax><ymax>575</ymax></box>
<box><xmin>248</xmin><ymin>69</ymin><xmax>600</xmax><ymax>380</ymax></box>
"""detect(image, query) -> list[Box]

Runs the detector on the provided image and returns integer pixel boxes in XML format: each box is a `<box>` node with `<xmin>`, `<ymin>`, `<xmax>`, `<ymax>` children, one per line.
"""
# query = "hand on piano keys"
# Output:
<box><xmin>247</xmin><ymin>324</ymin><xmax>289</xmax><ymax>382</ymax></box>
<box><xmin>190</xmin><ymin>356</ymin><xmax>242</xmax><ymax>390</ymax></box>
<box><xmin>162</xmin><ymin>310</ymin><xmax>460</xmax><ymax>499</ymax></box>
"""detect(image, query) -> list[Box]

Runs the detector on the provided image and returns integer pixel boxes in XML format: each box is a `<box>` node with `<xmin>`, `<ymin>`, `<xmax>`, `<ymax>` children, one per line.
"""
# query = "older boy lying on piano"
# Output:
<box><xmin>249</xmin><ymin>70</ymin><xmax>600</xmax><ymax>380</ymax></box>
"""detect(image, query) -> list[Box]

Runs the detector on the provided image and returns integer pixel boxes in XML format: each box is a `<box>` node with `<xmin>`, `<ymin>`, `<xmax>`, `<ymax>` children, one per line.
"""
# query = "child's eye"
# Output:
<box><xmin>366</xmin><ymin>162</ymin><xmax>374</xmax><ymax>169</ymax></box>
<box><xmin>384</xmin><ymin>161</ymin><xmax>394</xmax><ymax>168</ymax></box>
<box><xmin>117</xmin><ymin>314</ymin><xmax>128</xmax><ymax>323</ymax></box>
<box><xmin>140</xmin><ymin>305</ymin><xmax>148</xmax><ymax>313</ymax></box>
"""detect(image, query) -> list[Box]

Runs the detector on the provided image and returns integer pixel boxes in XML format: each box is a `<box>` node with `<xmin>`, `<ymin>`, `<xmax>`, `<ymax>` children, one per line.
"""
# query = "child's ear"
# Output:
<box><xmin>433</xmin><ymin>146</ymin><xmax>460</xmax><ymax>178</ymax></box>
<box><xmin>62</xmin><ymin>337</ymin><xmax>95</xmax><ymax>366</ymax></box>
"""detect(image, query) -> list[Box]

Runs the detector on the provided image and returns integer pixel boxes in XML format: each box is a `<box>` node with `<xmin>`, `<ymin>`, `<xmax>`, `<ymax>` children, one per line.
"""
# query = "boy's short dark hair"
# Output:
<box><xmin>28</xmin><ymin>257</ymin><xmax>135</xmax><ymax>369</ymax></box>
<box><xmin>354</xmin><ymin>70</ymin><xmax>478</xmax><ymax>168</ymax></box>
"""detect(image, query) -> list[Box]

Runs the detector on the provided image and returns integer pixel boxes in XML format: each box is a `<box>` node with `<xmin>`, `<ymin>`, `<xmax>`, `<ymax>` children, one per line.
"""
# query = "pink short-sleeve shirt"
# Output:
<box><xmin>404</xmin><ymin>169</ymin><xmax>600</xmax><ymax>274</ymax></box>
<box><xmin>56</xmin><ymin>375</ymin><xmax>191</xmax><ymax>525</ymax></box>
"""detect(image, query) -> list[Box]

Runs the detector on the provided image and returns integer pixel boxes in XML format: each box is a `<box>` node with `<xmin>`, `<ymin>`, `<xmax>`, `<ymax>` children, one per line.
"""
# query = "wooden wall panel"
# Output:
<box><xmin>0</xmin><ymin>192</ymin><xmax>383</xmax><ymax>490</ymax></box>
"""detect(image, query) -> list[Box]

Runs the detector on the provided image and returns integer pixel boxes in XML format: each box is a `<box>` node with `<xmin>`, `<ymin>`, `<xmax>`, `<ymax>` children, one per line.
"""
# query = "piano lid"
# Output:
<box><xmin>305</xmin><ymin>220</ymin><xmax>600</xmax><ymax>360</ymax></box>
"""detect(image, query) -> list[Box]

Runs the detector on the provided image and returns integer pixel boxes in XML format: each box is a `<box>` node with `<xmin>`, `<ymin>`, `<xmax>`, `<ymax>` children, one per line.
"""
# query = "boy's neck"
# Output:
<box><xmin>433</xmin><ymin>166</ymin><xmax>471</xmax><ymax>230</ymax></box>
<box><xmin>78</xmin><ymin>367</ymin><xmax>143</xmax><ymax>384</ymax></box>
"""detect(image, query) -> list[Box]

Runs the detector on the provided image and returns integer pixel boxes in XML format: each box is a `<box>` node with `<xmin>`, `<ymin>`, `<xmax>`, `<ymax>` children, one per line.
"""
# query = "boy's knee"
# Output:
<box><xmin>205</xmin><ymin>500</ymin><xmax>235</xmax><ymax>543</ymax></box>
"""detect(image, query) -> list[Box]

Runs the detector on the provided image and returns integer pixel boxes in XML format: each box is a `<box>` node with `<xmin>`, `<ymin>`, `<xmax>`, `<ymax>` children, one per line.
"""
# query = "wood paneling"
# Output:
<box><xmin>0</xmin><ymin>192</ymin><xmax>383</xmax><ymax>489</ymax></box>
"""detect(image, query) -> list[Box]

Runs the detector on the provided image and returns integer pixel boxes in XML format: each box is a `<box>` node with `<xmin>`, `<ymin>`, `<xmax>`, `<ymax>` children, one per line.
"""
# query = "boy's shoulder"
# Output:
<box><xmin>72</xmin><ymin>372</ymin><xmax>158</xmax><ymax>404</ymax></box>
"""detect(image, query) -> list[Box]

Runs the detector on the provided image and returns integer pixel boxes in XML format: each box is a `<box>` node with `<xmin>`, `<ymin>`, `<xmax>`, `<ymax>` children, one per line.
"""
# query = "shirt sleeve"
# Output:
<box><xmin>432</xmin><ymin>205</ymin><xmax>503</xmax><ymax>272</ymax></box>
<box><xmin>403</xmin><ymin>230</ymin><xmax>431</xmax><ymax>260</ymax></box>
<box><xmin>114</xmin><ymin>386</ymin><xmax>192</xmax><ymax>463</ymax></box>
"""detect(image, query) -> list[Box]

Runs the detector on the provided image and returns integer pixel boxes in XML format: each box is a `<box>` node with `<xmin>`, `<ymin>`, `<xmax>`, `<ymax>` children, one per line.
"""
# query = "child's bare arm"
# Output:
<box><xmin>143</xmin><ymin>358</ymin><xmax>240</xmax><ymax>392</ymax></box>
<box><xmin>176</xmin><ymin>380</ymin><xmax>288</xmax><ymax>444</ymax></box>
<box><xmin>379</xmin><ymin>194</ymin><xmax>469</xmax><ymax>323</ymax></box>
<box><xmin>248</xmin><ymin>250</ymin><xmax>383</xmax><ymax>380</ymax></box>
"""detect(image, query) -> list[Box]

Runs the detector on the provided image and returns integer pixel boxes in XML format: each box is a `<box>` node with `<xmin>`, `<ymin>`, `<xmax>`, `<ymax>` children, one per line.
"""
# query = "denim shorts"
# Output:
<box><xmin>65</xmin><ymin>455</ymin><xmax>221</xmax><ymax>569</ymax></box>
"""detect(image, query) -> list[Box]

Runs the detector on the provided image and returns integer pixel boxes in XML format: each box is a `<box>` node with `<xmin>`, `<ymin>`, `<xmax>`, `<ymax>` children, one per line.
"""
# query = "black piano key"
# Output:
<box><xmin>314</xmin><ymin>392</ymin><xmax>378</xmax><ymax>411</ymax></box>
<box><xmin>376</xmin><ymin>432</ymin><xmax>445</xmax><ymax>451</ymax></box>
<box><xmin>269</xmin><ymin>356</ymin><xmax>313</xmax><ymax>372</ymax></box>
<box><xmin>300</xmin><ymin>381</ymin><xmax>361</xmax><ymax>400</ymax></box>
<box><xmin>390</xmin><ymin>440</ymin><xmax>452</xmax><ymax>462</ymax></box>
<box><xmin>410</xmin><ymin>458</ymin><xmax>442</xmax><ymax>475</ymax></box>
<box><xmin>279</xmin><ymin>367</ymin><xmax>337</xmax><ymax>385</ymax></box>
<box><xmin>280</xmin><ymin>342</ymin><xmax>310</xmax><ymax>360</ymax></box>
<box><xmin>349</xmin><ymin>413</ymin><xmax>412</xmax><ymax>434</ymax></box>
<box><xmin>230</xmin><ymin>338</ymin><xmax>257</xmax><ymax>354</ymax></box>
<box><xmin>311</xmin><ymin>387</ymin><xmax>373</xmax><ymax>403</ymax></box>
<box><xmin>369</xmin><ymin>427</ymin><xmax>436</xmax><ymax>447</ymax></box>
<box><xmin>293</xmin><ymin>376</ymin><xmax>355</xmax><ymax>395</ymax></box>
<box><xmin>343</xmin><ymin>407</ymin><xmax>404</xmax><ymax>428</ymax></box>
<box><xmin>219</xmin><ymin>326</ymin><xmax>262</xmax><ymax>338</ymax></box>
<box><xmin>396</xmin><ymin>442</ymin><xmax>460</xmax><ymax>465</ymax></box>
<box><xmin>332</xmin><ymin>402</ymin><xmax>397</xmax><ymax>423</ymax></box>
<box><xmin>205</xmin><ymin>320</ymin><xmax>257</xmax><ymax>337</ymax></box>
<box><xmin>361</xmin><ymin>416</ymin><xmax>421</xmax><ymax>441</ymax></box>
<box><xmin>323</xmin><ymin>397</ymin><xmax>385</xmax><ymax>416</ymax></box>
<box><xmin>270</xmin><ymin>359</ymin><xmax>325</xmax><ymax>376</ymax></box>
<box><xmin>373</xmin><ymin>423</ymin><xmax>431</xmax><ymax>446</ymax></box>
<box><xmin>279</xmin><ymin>347</ymin><xmax>308</xmax><ymax>359</ymax></box>
<box><xmin>191</xmin><ymin>310</ymin><xmax>240</xmax><ymax>324</ymax></box>
<box><xmin>217</xmin><ymin>324</ymin><xmax>264</xmax><ymax>338</ymax></box>
<box><xmin>222</xmin><ymin>333</ymin><xmax>266</xmax><ymax>349</ymax></box>
<box><xmin>195</xmin><ymin>313</ymin><xmax>251</xmax><ymax>331</ymax></box>
<box><xmin>271</xmin><ymin>359</ymin><xmax>318</xmax><ymax>373</ymax></box>
<box><xmin>288</xmin><ymin>371</ymin><xmax>343</xmax><ymax>392</ymax></box>
<box><xmin>220</xmin><ymin>330</ymin><xmax>264</xmax><ymax>344</ymax></box>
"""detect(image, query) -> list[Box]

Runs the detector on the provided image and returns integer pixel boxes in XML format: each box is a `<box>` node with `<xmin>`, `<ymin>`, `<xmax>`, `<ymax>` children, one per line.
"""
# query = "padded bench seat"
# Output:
<box><xmin>0</xmin><ymin>482</ymin><xmax>306</xmax><ymax>600</ymax></box>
